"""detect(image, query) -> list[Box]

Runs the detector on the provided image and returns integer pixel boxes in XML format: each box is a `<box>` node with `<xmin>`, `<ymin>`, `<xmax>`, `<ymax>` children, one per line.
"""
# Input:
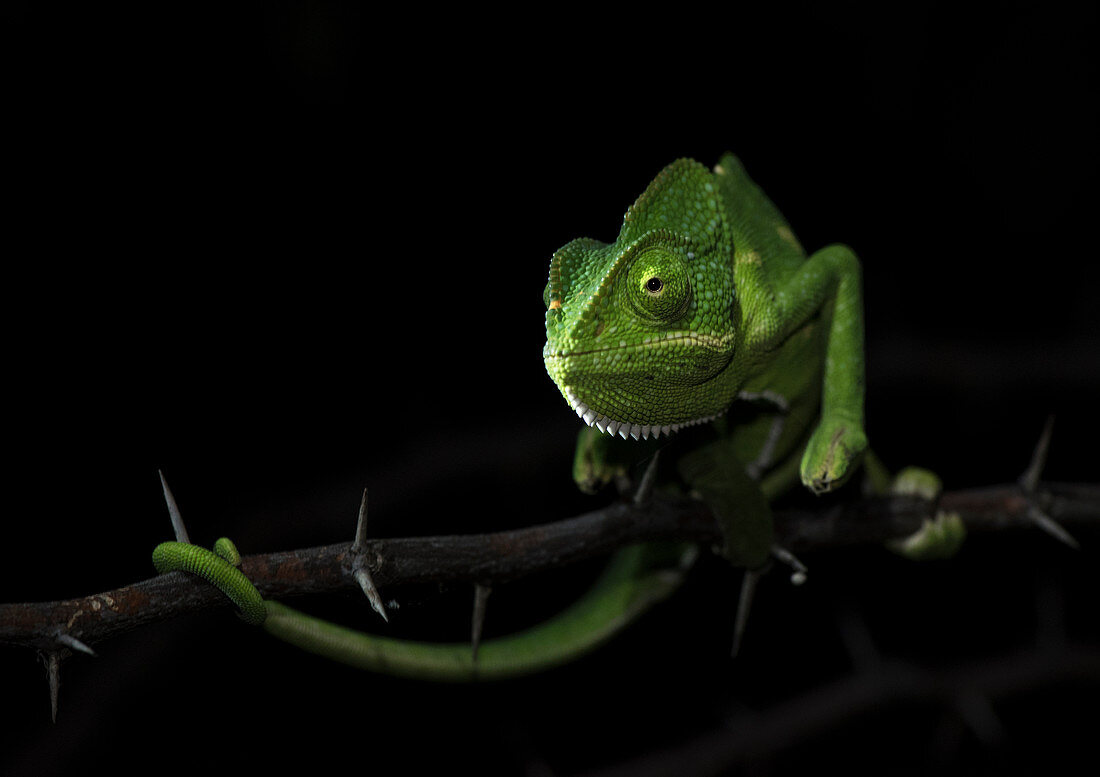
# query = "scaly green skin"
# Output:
<box><xmin>547</xmin><ymin>153</ymin><xmax>867</xmax><ymax>569</ymax></box>
<box><xmin>152</xmin><ymin>153</ymin><xmax>872</xmax><ymax>677</ymax></box>
<box><xmin>544</xmin><ymin>154</ymin><xmax>866</xmax><ymax>496</ymax></box>
<box><xmin>152</xmin><ymin>540</ymin><xmax>266</xmax><ymax>625</ymax></box>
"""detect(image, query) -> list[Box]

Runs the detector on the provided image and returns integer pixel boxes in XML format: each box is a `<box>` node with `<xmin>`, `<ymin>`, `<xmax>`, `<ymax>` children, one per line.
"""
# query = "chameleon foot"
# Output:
<box><xmin>799</xmin><ymin>417</ymin><xmax>868</xmax><ymax>495</ymax></box>
<box><xmin>886</xmin><ymin>467</ymin><xmax>966</xmax><ymax>560</ymax></box>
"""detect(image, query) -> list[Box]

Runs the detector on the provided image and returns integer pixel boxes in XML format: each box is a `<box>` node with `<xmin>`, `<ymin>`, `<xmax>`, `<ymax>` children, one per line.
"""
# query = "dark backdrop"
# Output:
<box><xmin>3</xmin><ymin>3</ymin><xmax>1097</xmax><ymax>776</ymax></box>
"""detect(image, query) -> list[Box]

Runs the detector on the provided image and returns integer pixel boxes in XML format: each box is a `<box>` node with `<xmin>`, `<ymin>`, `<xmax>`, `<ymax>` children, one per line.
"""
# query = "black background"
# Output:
<box><xmin>2</xmin><ymin>2</ymin><xmax>1098</xmax><ymax>775</ymax></box>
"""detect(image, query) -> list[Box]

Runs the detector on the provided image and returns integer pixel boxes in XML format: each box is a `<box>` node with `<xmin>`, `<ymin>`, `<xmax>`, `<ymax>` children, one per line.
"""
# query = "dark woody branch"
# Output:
<box><xmin>1</xmin><ymin>480</ymin><xmax>1095</xmax><ymax>656</ymax></box>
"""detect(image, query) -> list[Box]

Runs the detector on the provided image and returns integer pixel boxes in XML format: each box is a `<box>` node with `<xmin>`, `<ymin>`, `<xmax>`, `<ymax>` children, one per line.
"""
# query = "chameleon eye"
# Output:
<box><xmin>626</xmin><ymin>248</ymin><xmax>691</xmax><ymax>322</ymax></box>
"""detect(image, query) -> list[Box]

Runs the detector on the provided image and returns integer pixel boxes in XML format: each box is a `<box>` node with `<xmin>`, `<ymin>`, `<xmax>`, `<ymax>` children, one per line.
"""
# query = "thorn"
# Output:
<box><xmin>56</xmin><ymin>632</ymin><xmax>97</xmax><ymax>657</ymax></box>
<box><xmin>46</xmin><ymin>651</ymin><xmax>60</xmax><ymax>722</ymax></box>
<box><xmin>952</xmin><ymin>690</ymin><xmax>1005</xmax><ymax>747</ymax></box>
<box><xmin>770</xmin><ymin>544</ymin><xmax>808</xmax><ymax>585</ymax></box>
<box><xmin>354</xmin><ymin>566</ymin><xmax>389</xmax><ymax>623</ymax></box>
<box><xmin>1013</xmin><ymin>418</ymin><xmax>1077</xmax><ymax>549</ymax></box>
<box><xmin>1026</xmin><ymin>505</ymin><xmax>1080</xmax><ymax>550</ymax></box>
<box><xmin>1019</xmin><ymin>415</ymin><xmax>1055</xmax><ymax>493</ymax></box>
<box><xmin>731</xmin><ymin>568</ymin><xmax>762</xmax><ymax>659</ymax></box>
<box><xmin>158</xmin><ymin>470</ymin><xmax>189</xmax><ymax>543</ymax></box>
<box><xmin>836</xmin><ymin>606</ymin><xmax>880</xmax><ymax>673</ymax></box>
<box><xmin>351</xmin><ymin>488</ymin><xmax>368</xmax><ymax>554</ymax></box>
<box><xmin>349</xmin><ymin>487</ymin><xmax>388</xmax><ymax>621</ymax></box>
<box><xmin>471</xmin><ymin>584</ymin><xmax>492</xmax><ymax>661</ymax></box>
<box><xmin>633</xmin><ymin>450</ymin><xmax>661</xmax><ymax>507</ymax></box>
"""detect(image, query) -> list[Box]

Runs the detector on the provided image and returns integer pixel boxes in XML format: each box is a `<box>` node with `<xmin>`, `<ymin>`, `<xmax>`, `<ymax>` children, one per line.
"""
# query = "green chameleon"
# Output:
<box><xmin>153</xmin><ymin>153</ymin><xmax>961</xmax><ymax>679</ymax></box>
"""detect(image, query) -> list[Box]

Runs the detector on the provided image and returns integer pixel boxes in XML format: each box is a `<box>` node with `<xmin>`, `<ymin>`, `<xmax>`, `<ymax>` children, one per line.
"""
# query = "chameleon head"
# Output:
<box><xmin>542</xmin><ymin>159</ymin><xmax>740</xmax><ymax>440</ymax></box>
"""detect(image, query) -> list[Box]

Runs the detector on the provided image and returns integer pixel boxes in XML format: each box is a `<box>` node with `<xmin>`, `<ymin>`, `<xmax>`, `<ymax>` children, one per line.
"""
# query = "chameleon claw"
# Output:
<box><xmin>887</xmin><ymin>511</ymin><xmax>966</xmax><ymax>560</ymax></box>
<box><xmin>471</xmin><ymin>583</ymin><xmax>491</xmax><ymax>661</ymax></box>
<box><xmin>884</xmin><ymin>468</ymin><xmax>967</xmax><ymax>560</ymax></box>
<box><xmin>349</xmin><ymin>488</ymin><xmax>389</xmax><ymax>622</ymax></box>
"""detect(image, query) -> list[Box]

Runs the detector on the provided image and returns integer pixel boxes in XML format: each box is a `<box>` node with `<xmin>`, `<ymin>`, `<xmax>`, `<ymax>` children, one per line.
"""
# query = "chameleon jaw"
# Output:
<box><xmin>562</xmin><ymin>386</ymin><xmax>720</xmax><ymax>441</ymax></box>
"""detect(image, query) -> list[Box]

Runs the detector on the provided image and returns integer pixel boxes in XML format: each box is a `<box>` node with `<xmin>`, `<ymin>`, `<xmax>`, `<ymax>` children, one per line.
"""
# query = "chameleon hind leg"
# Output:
<box><xmin>887</xmin><ymin>469</ymin><xmax>965</xmax><ymax>560</ymax></box>
<box><xmin>863</xmin><ymin>451</ymin><xmax>966</xmax><ymax>560</ymax></box>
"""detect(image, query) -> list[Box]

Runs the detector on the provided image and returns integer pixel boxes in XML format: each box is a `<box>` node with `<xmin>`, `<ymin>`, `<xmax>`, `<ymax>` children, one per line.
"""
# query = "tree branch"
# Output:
<box><xmin>1</xmin><ymin>481</ymin><xmax>1096</xmax><ymax>656</ymax></box>
<box><xmin>577</xmin><ymin>641</ymin><xmax>1100</xmax><ymax>777</ymax></box>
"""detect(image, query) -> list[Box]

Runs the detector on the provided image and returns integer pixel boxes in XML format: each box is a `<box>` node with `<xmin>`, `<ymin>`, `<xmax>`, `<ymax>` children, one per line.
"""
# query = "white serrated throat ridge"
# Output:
<box><xmin>561</xmin><ymin>386</ymin><xmax>720</xmax><ymax>441</ymax></box>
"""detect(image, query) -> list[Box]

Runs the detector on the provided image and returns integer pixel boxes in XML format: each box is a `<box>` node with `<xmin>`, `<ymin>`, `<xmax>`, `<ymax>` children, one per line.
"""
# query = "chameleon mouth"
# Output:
<box><xmin>562</xmin><ymin>386</ymin><xmax>721</xmax><ymax>440</ymax></box>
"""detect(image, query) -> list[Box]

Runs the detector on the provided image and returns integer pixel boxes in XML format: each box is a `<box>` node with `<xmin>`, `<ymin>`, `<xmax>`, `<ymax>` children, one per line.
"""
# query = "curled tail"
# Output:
<box><xmin>154</xmin><ymin>540</ymin><xmax>695</xmax><ymax>681</ymax></box>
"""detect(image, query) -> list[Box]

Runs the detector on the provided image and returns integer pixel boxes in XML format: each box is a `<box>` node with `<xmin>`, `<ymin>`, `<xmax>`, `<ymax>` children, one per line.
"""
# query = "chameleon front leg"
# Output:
<box><xmin>676</xmin><ymin>439</ymin><xmax>776</xmax><ymax>656</ymax></box>
<box><xmin>572</xmin><ymin>425</ymin><xmax>662</xmax><ymax>495</ymax></box>
<box><xmin>572</xmin><ymin>426</ymin><xmax>632</xmax><ymax>494</ymax></box>
<box><xmin>748</xmin><ymin>243</ymin><xmax>868</xmax><ymax>494</ymax></box>
<box><xmin>676</xmin><ymin>441</ymin><xmax>773</xmax><ymax>569</ymax></box>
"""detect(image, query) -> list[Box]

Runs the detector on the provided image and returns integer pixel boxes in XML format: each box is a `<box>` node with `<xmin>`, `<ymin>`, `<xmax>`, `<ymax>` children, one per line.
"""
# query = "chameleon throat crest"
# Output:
<box><xmin>560</xmin><ymin>385</ymin><xmax>724</xmax><ymax>440</ymax></box>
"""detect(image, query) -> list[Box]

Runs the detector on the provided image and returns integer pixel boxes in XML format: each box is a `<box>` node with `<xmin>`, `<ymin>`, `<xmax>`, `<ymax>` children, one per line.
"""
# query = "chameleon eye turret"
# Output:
<box><xmin>542</xmin><ymin>161</ymin><xmax>744</xmax><ymax>436</ymax></box>
<box><xmin>625</xmin><ymin>246</ymin><xmax>692</xmax><ymax>323</ymax></box>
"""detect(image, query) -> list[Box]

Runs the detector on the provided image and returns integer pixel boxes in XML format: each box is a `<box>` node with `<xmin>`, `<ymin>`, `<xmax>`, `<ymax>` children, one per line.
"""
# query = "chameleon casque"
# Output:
<box><xmin>153</xmin><ymin>153</ymin><xmax>940</xmax><ymax>679</ymax></box>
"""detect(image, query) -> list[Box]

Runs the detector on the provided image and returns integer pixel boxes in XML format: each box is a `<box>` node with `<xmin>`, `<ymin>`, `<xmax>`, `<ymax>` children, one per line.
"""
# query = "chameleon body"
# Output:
<box><xmin>154</xmin><ymin>153</ymin><xmax>878</xmax><ymax>676</ymax></box>
<box><xmin>545</xmin><ymin>153</ymin><xmax>866</xmax><ymax>568</ymax></box>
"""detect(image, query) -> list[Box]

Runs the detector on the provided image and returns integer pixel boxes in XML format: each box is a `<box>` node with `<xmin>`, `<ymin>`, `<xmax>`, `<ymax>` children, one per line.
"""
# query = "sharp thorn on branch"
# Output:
<box><xmin>836</xmin><ymin>606</ymin><xmax>881</xmax><ymax>673</ymax></box>
<box><xmin>44</xmin><ymin>651</ymin><xmax>60</xmax><ymax>723</ymax></box>
<box><xmin>952</xmin><ymin>690</ymin><xmax>1006</xmax><ymax>747</ymax></box>
<box><xmin>633</xmin><ymin>450</ymin><xmax>661</xmax><ymax>507</ymax></box>
<box><xmin>349</xmin><ymin>488</ymin><xmax>388</xmax><ymax>621</ymax></box>
<box><xmin>1019</xmin><ymin>415</ymin><xmax>1055</xmax><ymax>493</ymax></box>
<box><xmin>351</xmin><ymin>488</ymin><xmax>368</xmax><ymax>554</ymax></box>
<box><xmin>731</xmin><ymin>568</ymin><xmax>763</xmax><ymax>659</ymax></box>
<box><xmin>55</xmin><ymin>632</ymin><xmax>97</xmax><ymax>657</ymax></box>
<box><xmin>1026</xmin><ymin>505</ymin><xmax>1080</xmax><ymax>550</ymax></box>
<box><xmin>158</xmin><ymin>469</ymin><xmax>190</xmax><ymax>543</ymax></box>
<box><xmin>471</xmin><ymin>583</ymin><xmax>492</xmax><ymax>661</ymax></box>
<box><xmin>353</xmin><ymin>566</ymin><xmax>389</xmax><ymax>623</ymax></box>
